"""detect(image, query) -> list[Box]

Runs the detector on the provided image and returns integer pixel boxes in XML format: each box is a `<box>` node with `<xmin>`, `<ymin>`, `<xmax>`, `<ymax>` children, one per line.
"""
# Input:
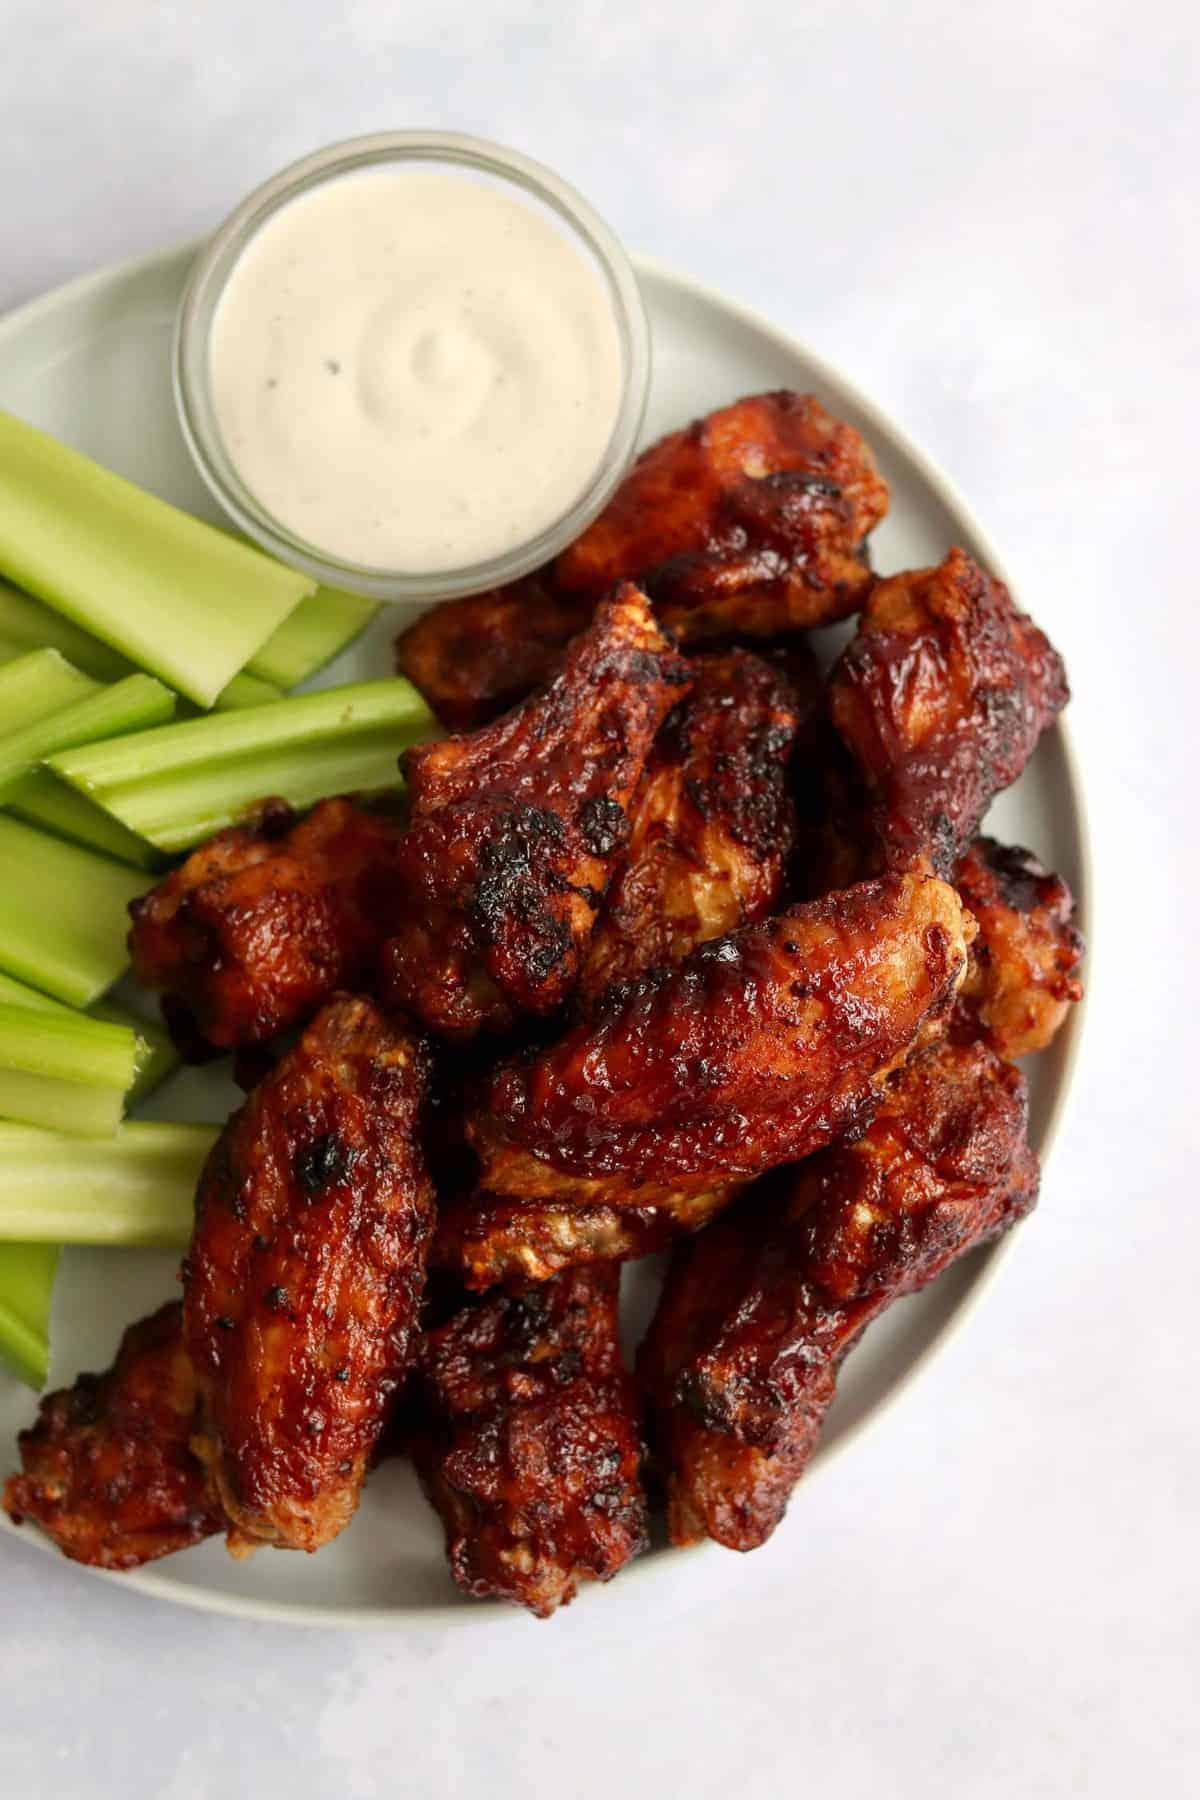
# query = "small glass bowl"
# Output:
<box><xmin>173</xmin><ymin>131</ymin><xmax>650</xmax><ymax>604</ymax></box>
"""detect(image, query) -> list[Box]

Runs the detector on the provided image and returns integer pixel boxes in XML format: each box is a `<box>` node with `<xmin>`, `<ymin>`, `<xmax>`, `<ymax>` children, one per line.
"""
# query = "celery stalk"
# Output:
<box><xmin>0</xmin><ymin>1242</ymin><xmax>59</xmax><ymax>1387</ymax></box>
<box><xmin>0</xmin><ymin>672</ymin><xmax>175</xmax><ymax>803</ymax></box>
<box><xmin>212</xmin><ymin>671</ymin><xmax>284</xmax><ymax>711</ymax></box>
<box><xmin>7</xmin><ymin>770</ymin><xmax>161</xmax><ymax>869</ymax></box>
<box><xmin>0</xmin><ymin>646</ymin><xmax>98</xmax><ymax>730</ymax></box>
<box><xmin>0</xmin><ymin>577</ymin><xmax>135</xmax><ymax>682</ymax></box>
<box><xmin>0</xmin><ymin>973</ymin><xmax>181</xmax><ymax>1109</ymax></box>
<box><xmin>0</xmin><ymin>1000</ymin><xmax>139</xmax><ymax>1136</ymax></box>
<box><xmin>0</xmin><ymin>411</ymin><xmax>313</xmax><ymax>706</ymax></box>
<box><xmin>0</xmin><ymin>1071</ymin><xmax>125</xmax><ymax>1138</ymax></box>
<box><xmin>49</xmin><ymin>678</ymin><xmax>434</xmax><ymax>852</ymax></box>
<box><xmin>0</xmin><ymin>817</ymin><xmax>149</xmax><ymax>1006</ymax></box>
<box><xmin>247</xmin><ymin>585</ymin><xmax>380</xmax><ymax>688</ymax></box>
<box><xmin>0</xmin><ymin>1121</ymin><xmax>212</xmax><ymax>1246</ymax></box>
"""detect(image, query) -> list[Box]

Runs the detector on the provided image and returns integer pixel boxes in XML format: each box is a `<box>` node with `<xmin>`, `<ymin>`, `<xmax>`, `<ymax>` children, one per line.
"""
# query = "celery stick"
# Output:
<box><xmin>213</xmin><ymin>671</ymin><xmax>284</xmax><ymax>711</ymax></box>
<box><xmin>0</xmin><ymin>411</ymin><xmax>313</xmax><ymax>706</ymax></box>
<box><xmin>0</xmin><ymin>973</ymin><xmax>62</xmax><ymax>1015</ymax></box>
<box><xmin>0</xmin><ymin>672</ymin><xmax>175</xmax><ymax>803</ymax></box>
<box><xmin>0</xmin><ymin>1071</ymin><xmax>125</xmax><ymax>1138</ymax></box>
<box><xmin>7</xmin><ymin>770</ymin><xmax>161</xmax><ymax>870</ymax></box>
<box><xmin>0</xmin><ymin>646</ymin><xmax>98</xmax><ymax>731</ymax></box>
<box><xmin>0</xmin><ymin>1121</ymin><xmax>213</xmax><ymax>1246</ymax></box>
<box><xmin>0</xmin><ymin>817</ymin><xmax>148</xmax><ymax>1006</ymax></box>
<box><xmin>0</xmin><ymin>577</ymin><xmax>135</xmax><ymax>682</ymax></box>
<box><xmin>0</xmin><ymin>1004</ymin><xmax>137</xmax><ymax>1088</ymax></box>
<box><xmin>0</xmin><ymin>1242</ymin><xmax>59</xmax><ymax>1387</ymax></box>
<box><xmin>247</xmin><ymin>585</ymin><xmax>380</xmax><ymax>688</ymax></box>
<box><xmin>89</xmin><ymin>999</ymin><xmax>180</xmax><ymax>1106</ymax></box>
<box><xmin>50</xmin><ymin>678</ymin><xmax>434</xmax><ymax>853</ymax></box>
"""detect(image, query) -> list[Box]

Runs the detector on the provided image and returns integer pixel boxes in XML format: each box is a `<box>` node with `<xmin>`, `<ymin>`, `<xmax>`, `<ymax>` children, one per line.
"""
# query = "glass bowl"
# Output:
<box><xmin>173</xmin><ymin>131</ymin><xmax>650</xmax><ymax>604</ymax></box>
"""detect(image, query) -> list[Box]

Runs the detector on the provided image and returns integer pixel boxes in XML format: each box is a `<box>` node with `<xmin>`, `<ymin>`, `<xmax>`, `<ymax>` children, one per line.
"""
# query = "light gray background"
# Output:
<box><xmin>1</xmin><ymin>2</ymin><xmax>1196</xmax><ymax>1795</ymax></box>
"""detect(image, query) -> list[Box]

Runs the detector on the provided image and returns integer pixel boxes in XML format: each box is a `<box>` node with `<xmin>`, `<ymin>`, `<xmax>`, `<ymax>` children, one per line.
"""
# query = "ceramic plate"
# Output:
<box><xmin>0</xmin><ymin>244</ymin><xmax>1088</xmax><ymax>1624</ymax></box>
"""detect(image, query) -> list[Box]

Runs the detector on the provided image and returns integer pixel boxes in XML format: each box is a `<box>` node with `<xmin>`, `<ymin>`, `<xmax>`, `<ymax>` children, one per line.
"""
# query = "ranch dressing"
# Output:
<box><xmin>208</xmin><ymin>167</ymin><xmax>624</xmax><ymax>572</ymax></box>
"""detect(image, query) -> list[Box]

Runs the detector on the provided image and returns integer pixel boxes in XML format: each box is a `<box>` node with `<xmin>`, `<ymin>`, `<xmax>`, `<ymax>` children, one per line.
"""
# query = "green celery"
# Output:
<box><xmin>0</xmin><ymin>671</ymin><xmax>175</xmax><ymax>803</ymax></box>
<box><xmin>0</xmin><ymin>973</ymin><xmax>181</xmax><ymax>1108</ymax></box>
<box><xmin>212</xmin><ymin>671</ymin><xmax>284</xmax><ymax>711</ymax></box>
<box><xmin>0</xmin><ymin>578</ymin><xmax>135</xmax><ymax>682</ymax></box>
<box><xmin>0</xmin><ymin>1242</ymin><xmax>59</xmax><ymax>1387</ymax></box>
<box><xmin>0</xmin><ymin>1000</ymin><xmax>139</xmax><ymax>1136</ymax></box>
<box><xmin>0</xmin><ymin>1121</ymin><xmax>213</xmax><ymax>1246</ymax></box>
<box><xmin>247</xmin><ymin>585</ymin><xmax>380</xmax><ymax>688</ymax></box>
<box><xmin>0</xmin><ymin>411</ymin><xmax>313</xmax><ymax>706</ymax></box>
<box><xmin>49</xmin><ymin>678</ymin><xmax>434</xmax><ymax>853</ymax></box>
<box><xmin>0</xmin><ymin>816</ymin><xmax>149</xmax><ymax>1006</ymax></box>
<box><xmin>7</xmin><ymin>770</ymin><xmax>161</xmax><ymax>869</ymax></box>
<box><xmin>0</xmin><ymin>646</ymin><xmax>98</xmax><ymax>730</ymax></box>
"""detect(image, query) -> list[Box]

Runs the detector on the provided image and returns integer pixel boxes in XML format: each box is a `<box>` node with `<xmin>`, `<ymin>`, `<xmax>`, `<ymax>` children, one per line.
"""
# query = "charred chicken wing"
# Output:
<box><xmin>640</xmin><ymin>1036</ymin><xmax>1039</xmax><ymax>1551</ymax></box>
<box><xmin>3</xmin><ymin>1302</ymin><xmax>222</xmax><ymax>1569</ymax></box>
<box><xmin>412</xmin><ymin>1266</ymin><xmax>648</xmax><ymax>1616</ymax></box>
<box><xmin>438</xmin><ymin>870</ymin><xmax>971</xmax><ymax>1286</ymax></box>
<box><xmin>129</xmin><ymin>797</ymin><xmax>401</xmax><ymax>1056</ymax></box>
<box><xmin>185</xmin><ymin>996</ymin><xmax>434</xmax><ymax>1555</ymax></box>
<box><xmin>955</xmin><ymin>837</ymin><xmax>1083</xmax><ymax>1059</ymax></box>
<box><xmin>828</xmin><ymin>548</ymin><xmax>1068</xmax><ymax>875</ymax></box>
<box><xmin>395</xmin><ymin>392</ymin><xmax>888</xmax><ymax>729</ymax></box>
<box><xmin>379</xmin><ymin>585</ymin><xmax>691</xmax><ymax>1039</ymax></box>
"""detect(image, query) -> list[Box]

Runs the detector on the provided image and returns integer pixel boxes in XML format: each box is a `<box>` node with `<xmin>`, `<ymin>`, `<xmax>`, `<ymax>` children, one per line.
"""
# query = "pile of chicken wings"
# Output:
<box><xmin>4</xmin><ymin>392</ymin><xmax>1082</xmax><ymax>1616</ymax></box>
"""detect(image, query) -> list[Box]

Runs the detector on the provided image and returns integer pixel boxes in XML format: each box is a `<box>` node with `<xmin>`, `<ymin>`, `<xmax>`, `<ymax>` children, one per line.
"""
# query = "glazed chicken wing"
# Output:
<box><xmin>639</xmin><ymin>1036</ymin><xmax>1039</xmax><ymax>1551</ymax></box>
<box><xmin>3</xmin><ymin>1302</ymin><xmax>222</xmax><ymax>1569</ymax></box>
<box><xmin>437</xmin><ymin>870</ymin><xmax>971</xmax><ymax>1287</ymax></box>
<box><xmin>577</xmin><ymin>648</ymin><xmax>803</xmax><ymax>1005</ymax></box>
<box><xmin>955</xmin><ymin>836</ymin><xmax>1083</xmax><ymax>1059</ymax></box>
<box><xmin>395</xmin><ymin>392</ymin><xmax>888</xmax><ymax>730</ymax></box>
<box><xmin>185</xmin><ymin>996</ymin><xmax>433</xmax><ymax>1554</ymax></box>
<box><xmin>129</xmin><ymin>797</ymin><xmax>401</xmax><ymax>1057</ymax></box>
<box><xmin>411</xmin><ymin>1266</ymin><xmax>648</xmax><ymax>1616</ymax></box>
<box><xmin>828</xmin><ymin>548</ymin><xmax>1068</xmax><ymax>875</ymax></box>
<box><xmin>378</xmin><ymin>584</ymin><xmax>690</xmax><ymax>1039</ymax></box>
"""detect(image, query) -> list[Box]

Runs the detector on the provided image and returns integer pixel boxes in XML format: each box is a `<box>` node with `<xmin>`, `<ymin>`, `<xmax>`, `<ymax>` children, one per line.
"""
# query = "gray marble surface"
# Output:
<box><xmin>1</xmin><ymin>2</ymin><xmax>1197</xmax><ymax>1794</ymax></box>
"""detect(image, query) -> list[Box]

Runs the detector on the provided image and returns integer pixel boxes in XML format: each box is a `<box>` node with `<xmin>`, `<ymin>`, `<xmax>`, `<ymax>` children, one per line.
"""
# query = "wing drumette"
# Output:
<box><xmin>378</xmin><ymin>584</ymin><xmax>690</xmax><ymax>1040</ymax></box>
<box><xmin>185</xmin><ymin>996</ymin><xmax>433</xmax><ymax>1555</ymax></box>
<box><xmin>639</xmin><ymin>1036</ymin><xmax>1039</xmax><ymax>1551</ymax></box>
<box><xmin>3</xmin><ymin>1302</ymin><xmax>222</xmax><ymax>1569</ymax></box>
<box><xmin>828</xmin><ymin>547</ymin><xmax>1069</xmax><ymax>875</ymax></box>
<box><xmin>955</xmin><ymin>836</ymin><xmax>1083</xmax><ymax>1058</ymax></box>
<box><xmin>129</xmin><ymin>797</ymin><xmax>401</xmax><ymax>1056</ymax></box>
<box><xmin>411</xmin><ymin>1266</ymin><xmax>648</xmax><ymax>1617</ymax></box>
<box><xmin>437</xmin><ymin>869</ymin><xmax>971</xmax><ymax>1286</ymax></box>
<box><xmin>395</xmin><ymin>392</ymin><xmax>887</xmax><ymax>729</ymax></box>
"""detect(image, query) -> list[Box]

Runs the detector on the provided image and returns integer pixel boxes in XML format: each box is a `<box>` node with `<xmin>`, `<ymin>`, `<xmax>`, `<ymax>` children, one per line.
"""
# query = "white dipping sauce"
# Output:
<box><xmin>209</xmin><ymin>167</ymin><xmax>624</xmax><ymax>572</ymax></box>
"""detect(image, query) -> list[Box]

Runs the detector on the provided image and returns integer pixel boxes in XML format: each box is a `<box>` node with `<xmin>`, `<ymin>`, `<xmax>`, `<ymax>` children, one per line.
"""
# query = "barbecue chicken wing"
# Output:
<box><xmin>577</xmin><ymin>649</ymin><xmax>803</xmax><ymax>1005</ymax></box>
<box><xmin>185</xmin><ymin>996</ymin><xmax>433</xmax><ymax>1554</ymax></box>
<box><xmin>379</xmin><ymin>585</ymin><xmax>691</xmax><ymax>1039</ymax></box>
<box><xmin>828</xmin><ymin>548</ymin><xmax>1068</xmax><ymax>875</ymax></box>
<box><xmin>129</xmin><ymin>797</ymin><xmax>401</xmax><ymax>1057</ymax></box>
<box><xmin>395</xmin><ymin>392</ymin><xmax>888</xmax><ymax>730</ymax></box>
<box><xmin>437</xmin><ymin>870</ymin><xmax>971</xmax><ymax>1287</ymax></box>
<box><xmin>640</xmin><ymin>1036</ymin><xmax>1038</xmax><ymax>1551</ymax></box>
<box><xmin>955</xmin><ymin>837</ymin><xmax>1083</xmax><ymax>1059</ymax></box>
<box><xmin>3</xmin><ymin>1302</ymin><xmax>222</xmax><ymax>1569</ymax></box>
<box><xmin>411</xmin><ymin>1266</ymin><xmax>648</xmax><ymax>1616</ymax></box>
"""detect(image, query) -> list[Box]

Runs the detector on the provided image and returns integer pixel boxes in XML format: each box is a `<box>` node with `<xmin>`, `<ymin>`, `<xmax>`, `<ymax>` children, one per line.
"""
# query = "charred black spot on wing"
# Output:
<box><xmin>578</xmin><ymin>795</ymin><xmax>629</xmax><ymax>857</ymax></box>
<box><xmin>294</xmin><ymin>1132</ymin><xmax>356</xmax><ymax>1195</ymax></box>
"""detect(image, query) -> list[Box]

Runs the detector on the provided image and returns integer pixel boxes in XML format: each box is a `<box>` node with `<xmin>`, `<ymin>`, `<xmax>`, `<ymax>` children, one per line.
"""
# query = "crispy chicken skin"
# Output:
<box><xmin>640</xmin><ymin>1037</ymin><xmax>1039</xmax><ymax>1551</ymax></box>
<box><xmin>439</xmin><ymin>871</ymin><xmax>971</xmax><ymax>1286</ymax></box>
<box><xmin>412</xmin><ymin>1267</ymin><xmax>648</xmax><ymax>1616</ymax></box>
<box><xmin>828</xmin><ymin>548</ymin><xmax>1069</xmax><ymax>876</ymax></box>
<box><xmin>185</xmin><ymin>997</ymin><xmax>434</xmax><ymax>1555</ymax></box>
<box><xmin>378</xmin><ymin>585</ymin><xmax>691</xmax><ymax>1040</ymax></box>
<box><xmin>577</xmin><ymin>649</ymin><xmax>802</xmax><ymax>1005</ymax></box>
<box><xmin>394</xmin><ymin>392</ymin><xmax>888</xmax><ymax>730</ymax></box>
<box><xmin>3</xmin><ymin>1303</ymin><xmax>222</xmax><ymax>1569</ymax></box>
<box><xmin>955</xmin><ymin>837</ymin><xmax>1083</xmax><ymax>1059</ymax></box>
<box><xmin>129</xmin><ymin>797</ymin><xmax>401</xmax><ymax>1056</ymax></box>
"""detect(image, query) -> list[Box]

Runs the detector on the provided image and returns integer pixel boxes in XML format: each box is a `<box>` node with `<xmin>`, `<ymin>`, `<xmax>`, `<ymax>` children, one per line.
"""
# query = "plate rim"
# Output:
<box><xmin>0</xmin><ymin>239</ymin><xmax>1092</xmax><ymax>1628</ymax></box>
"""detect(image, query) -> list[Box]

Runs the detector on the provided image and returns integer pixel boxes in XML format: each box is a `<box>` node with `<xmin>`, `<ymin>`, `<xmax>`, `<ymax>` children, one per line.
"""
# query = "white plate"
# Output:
<box><xmin>0</xmin><ymin>244</ymin><xmax>1089</xmax><ymax>1625</ymax></box>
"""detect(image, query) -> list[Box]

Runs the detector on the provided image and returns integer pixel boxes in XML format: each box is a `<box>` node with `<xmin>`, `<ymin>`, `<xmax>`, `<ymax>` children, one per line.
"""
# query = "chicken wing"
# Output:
<box><xmin>828</xmin><ymin>548</ymin><xmax>1069</xmax><ymax>875</ymax></box>
<box><xmin>378</xmin><ymin>584</ymin><xmax>691</xmax><ymax>1039</ymax></box>
<box><xmin>639</xmin><ymin>1036</ymin><xmax>1038</xmax><ymax>1551</ymax></box>
<box><xmin>955</xmin><ymin>836</ymin><xmax>1083</xmax><ymax>1058</ymax></box>
<box><xmin>411</xmin><ymin>1266</ymin><xmax>648</xmax><ymax>1616</ymax></box>
<box><xmin>395</xmin><ymin>392</ymin><xmax>888</xmax><ymax>729</ymax></box>
<box><xmin>129</xmin><ymin>797</ymin><xmax>402</xmax><ymax>1057</ymax></box>
<box><xmin>3</xmin><ymin>1302</ymin><xmax>222</xmax><ymax>1569</ymax></box>
<box><xmin>184</xmin><ymin>996</ymin><xmax>433</xmax><ymax>1554</ymax></box>
<box><xmin>577</xmin><ymin>649</ymin><xmax>803</xmax><ymax>1005</ymax></box>
<box><xmin>438</xmin><ymin>870</ymin><xmax>971</xmax><ymax>1287</ymax></box>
